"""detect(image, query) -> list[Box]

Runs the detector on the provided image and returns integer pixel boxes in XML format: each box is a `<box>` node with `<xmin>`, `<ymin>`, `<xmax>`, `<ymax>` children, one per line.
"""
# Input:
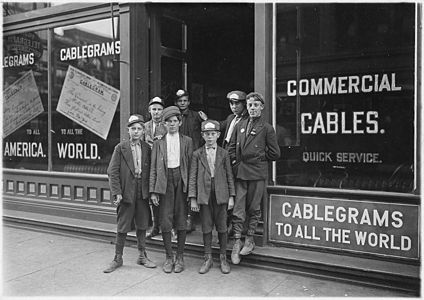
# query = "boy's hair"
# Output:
<box><xmin>165</xmin><ymin>115</ymin><xmax>182</xmax><ymax>122</ymax></box>
<box><xmin>246</xmin><ymin>92</ymin><xmax>265</xmax><ymax>104</ymax></box>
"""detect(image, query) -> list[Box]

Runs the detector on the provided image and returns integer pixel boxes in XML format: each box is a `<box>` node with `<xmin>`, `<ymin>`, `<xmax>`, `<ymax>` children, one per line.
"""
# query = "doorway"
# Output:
<box><xmin>150</xmin><ymin>3</ymin><xmax>254</xmax><ymax>121</ymax></box>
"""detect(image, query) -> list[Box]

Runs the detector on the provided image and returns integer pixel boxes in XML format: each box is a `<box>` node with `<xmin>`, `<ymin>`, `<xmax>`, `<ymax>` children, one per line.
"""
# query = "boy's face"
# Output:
<box><xmin>202</xmin><ymin>130</ymin><xmax>220</xmax><ymax>147</ymax></box>
<box><xmin>175</xmin><ymin>96</ymin><xmax>190</xmax><ymax>111</ymax></box>
<box><xmin>165</xmin><ymin>116</ymin><xmax>181</xmax><ymax>134</ymax></box>
<box><xmin>128</xmin><ymin>123</ymin><xmax>144</xmax><ymax>141</ymax></box>
<box><xmin>149</xmin><ymin>104</ymin><xmax>164</xmax><ymax>122</ymax></box>
<box><xmin>229</xmin><ymin>100</ymin><xmax>245</xmax><ymax>116</ymax></box>
<box><xmin>247</xmin><ymin>99</ymin><xmax>264</xmax><ymax>118</ymax></box>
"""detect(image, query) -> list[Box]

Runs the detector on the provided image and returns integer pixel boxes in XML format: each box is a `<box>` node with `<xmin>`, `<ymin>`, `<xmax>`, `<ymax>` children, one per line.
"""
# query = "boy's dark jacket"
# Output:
<box><xmin>107</xmin><ymin>140</ymin><xmax>151</xmax><ymax>202</ymax></box>
<box><xmin>188</xmin><ymin>145</ymin><xmax>235</xmax><ymax>205</ymax></box>
<box><xmin>228</xmin><ymin>116</ymin><xmax>280</xmax><ymax>180</ymax></box>
<box><xmin>149</xmin><ymin>134</ymin><xmax>193</xmax><ymax>195</ymax></box>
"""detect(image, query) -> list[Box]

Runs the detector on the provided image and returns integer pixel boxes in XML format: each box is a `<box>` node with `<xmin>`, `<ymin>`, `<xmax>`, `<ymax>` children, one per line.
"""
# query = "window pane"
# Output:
<box><xmin>3</xmin><ymin>2</ymin><xmax>50</xmax><ymax>17</ymax></box>
<box><xmin>161</xmin><ymin>56</ymin><xmax>183</xmax><ymax>106</ymax></box>
<box><xmin>52</xmin><ymin>18</ymin><xmax>120</xmax><ymax>174</ymax></box>
<box><xmin>275</xmin><ymin>4</ymin><xmax>415</xmax><ymax>193</ymax></box>
<box><xmin>3</xmin><ymin>30</ymin><xmax>48</xmax><ymax>170</ymax></box>
<box><xmin>161</xmin><ymin>16</ymin><xmax>184</xmax><ymax>50</ymax></box>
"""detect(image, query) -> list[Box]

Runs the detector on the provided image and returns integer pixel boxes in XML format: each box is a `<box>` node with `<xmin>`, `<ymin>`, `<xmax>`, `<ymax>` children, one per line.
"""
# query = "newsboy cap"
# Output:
<box><xmin>176</xmin><ymin>89</ymin><xmax>189</xmax><ymax>99</ymax></box>
<box><xmin>162</xmin><ymin>106</ymin><xmax>181</xmax><ymax>121</ymax></box>
<box><xmin>149</xmin><ymin>96</ymin><xmax>165</xmax><ymax>107</ymax></box>
<box><xmin>201</xmin><ymin>120</ymin><xmax>220</xmax><ymax>132</ymax></box>
<box><xmin>246</xmin><ymin>92</ymin><xmax>265</xmax><ymax>104</ymax></box>
<box><xmin>227</xmin><ymin>90</ymin><xmax>246</xmax><ymax>102</ymax></box>
<box><xmin>127</xmin><ymin>114</ymin><xmax>145</xmax><ymax>127</ymax></box>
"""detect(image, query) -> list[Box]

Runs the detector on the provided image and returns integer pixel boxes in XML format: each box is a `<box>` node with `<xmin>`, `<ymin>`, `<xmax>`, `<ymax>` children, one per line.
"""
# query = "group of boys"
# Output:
<box><xmin>104</xmin><ymin>89</ymin><xmax>280</xmax><ymax>275</ymax></box>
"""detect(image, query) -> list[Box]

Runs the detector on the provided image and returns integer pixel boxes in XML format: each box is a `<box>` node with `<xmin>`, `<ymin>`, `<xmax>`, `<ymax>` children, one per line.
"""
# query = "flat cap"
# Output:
<box><xmin>201</xmin><ymin>120</ymin><xmax>220</xmax><ymax>132</ymax></box>
<box><xmin>149</xmin><ymin>96</ymin><xmax>165</xmax><ymax>107</ymax></box>
<box><xmin>162</xmin><ymin>106</ymin><xmax>181</xmax><ymax>121</ymax></box>
<box><xmin>176</xmin><ymin>89</ymin><xmax>189</xmax><ymax>99</ymax></box>
<box><xmin>246</xmin><ymin>92</ymin><xmax>265</xmax><ymax>104</ymax></box>
<box><xmin>227</xmin><ymin>90</ymin><xmax>246</xmax><ymax>101</ymax></box>
<box><xmin>127</xmin><ymin>114</ymin><xmax>145</xmax><ymax>127</ymax></box>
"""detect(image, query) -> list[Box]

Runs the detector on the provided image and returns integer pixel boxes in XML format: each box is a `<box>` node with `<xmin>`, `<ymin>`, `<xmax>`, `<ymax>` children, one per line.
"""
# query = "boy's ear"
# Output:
<box><xmin>216</xmin><ymin>132</ymin><xmax>221</xmax><ymax>138</ymax></box>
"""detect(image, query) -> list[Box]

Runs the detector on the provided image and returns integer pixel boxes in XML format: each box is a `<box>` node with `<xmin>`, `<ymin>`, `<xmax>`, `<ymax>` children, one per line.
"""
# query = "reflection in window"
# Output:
<box><xmin>275</xmin><ymin>4</ymin><xmax>415</xmax><ymax>193</ymax></box>
<box><xmin>3</xmin><ymin>2</ymin><xmax>50</xmax><ymax>17</ymax></box>
<box><xmin>3</xmin><ymin>30</ymin><xmax>48</xmax><ymax>170</ymax></box>
<box><xmin>52</xmin><ymin>18</ymin><xmax>120</xmax><ymax>174</ymax></box>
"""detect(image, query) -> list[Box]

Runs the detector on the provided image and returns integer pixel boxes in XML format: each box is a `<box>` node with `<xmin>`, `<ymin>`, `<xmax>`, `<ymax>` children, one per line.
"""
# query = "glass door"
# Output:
<box><xmin>150</xmin><ymin>9</ymin><xmax>187</xmax><ymax>106</ymax></box>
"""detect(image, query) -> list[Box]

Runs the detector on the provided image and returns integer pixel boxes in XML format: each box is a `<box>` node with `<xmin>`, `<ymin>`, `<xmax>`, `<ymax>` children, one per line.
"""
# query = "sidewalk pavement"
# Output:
<box><xmin>2</xmin><ymin>226</ymin><xmax>412</xmax><ymax>298</ymax></box>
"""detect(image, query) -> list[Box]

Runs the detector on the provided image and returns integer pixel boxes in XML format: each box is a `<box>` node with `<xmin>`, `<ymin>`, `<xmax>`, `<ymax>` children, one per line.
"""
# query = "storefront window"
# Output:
<box><xmin>3</xmin><ymin>2</ymin><xmax>50</xmax><ymax>17</ymax></box>
<box><xmin>275</xmin><ymin>4</ymin><xmax>415</xmax><ymax>193</ymax></box>
<box><xmin>3</xmin><ymin>30</ymin><xmax>48</xmax><ymax>170</ymax></box>
<box><xmin>52</xmin><ymin>18</ymin><xmax>120</xmax><ymax>174</ymax></box>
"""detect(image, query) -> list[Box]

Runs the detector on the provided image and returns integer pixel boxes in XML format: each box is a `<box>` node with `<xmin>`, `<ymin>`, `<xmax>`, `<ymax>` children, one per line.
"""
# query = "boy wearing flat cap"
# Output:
<box><xmin>220</xmin><ymin>90</ymin><xmax>249</xmax><ymax>150</ymax></box>
<box><xmin>220</xmin><ymin>90</ymin><xmax>249</xmax><ymax>236</ymax></box>
<box><xmin>175</xmin><ymin>89</ymin><xmax>208</xmax><ymax>233</ymax></box>
<box><xmin>145</xmin><ymin>96</ymin><xmax>167</xmax><ymax>149</ymax></box>
<box><xmin>189</xmin><ymin>120</ymin><xmax>235</xmax><ymax>274</ymax></box>
<box><xmin>150</xmin><ymin>106</ymin><xmax>194</xmax><ymax>273</ymax></box>
<box><xmin>104</xmin><ymin>114</ymin><xmax>156</xmax><ymax>273</ymax></box>
<box><xmin>228</xmin><ymin>92</ymin><xmax>280</xmax><ymax>265</ymax></box>
<box><xmin>144</xmin><ymin>96</ymin><xmax>168</xmax><ymax>238</ymax></box>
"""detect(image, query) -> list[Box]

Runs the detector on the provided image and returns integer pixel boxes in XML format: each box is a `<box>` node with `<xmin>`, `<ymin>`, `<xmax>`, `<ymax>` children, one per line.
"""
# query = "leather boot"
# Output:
<box><xmin>174</xmin><ymin>254</ymin><xmax>185</xmax><ymax>273</ymax></box>
<box><xmin>240</xmin><ymin>235</ymin><xmax>255</xmax><ymax>256</ymax></box>
<box><xmin>103</xmin><ymin>254</ymin><xmax>123</xmax><ymax>273</ymax></box>
<box><xmin>231</xmin><ymin>239</ymin><xmax>242</xmax><ymax>265</ymax></box>
<box><xmin>162</xmin><ymin>256</ymin><xmax>174</xmax><ymax>273</ymax></box>
<box><xmin>199</xmin><ymin>254</ymin><xmax>213</xmax><ymax>274</ymax></box>
<box><xmin>220</xmin><ymin>254</ymin><xmax>231</xmax><ymax>274</ymax></box>
<box><xmin>137</xmin><ymin>250</ymin><xmax>157</xmax><ymax>268</ymax></box>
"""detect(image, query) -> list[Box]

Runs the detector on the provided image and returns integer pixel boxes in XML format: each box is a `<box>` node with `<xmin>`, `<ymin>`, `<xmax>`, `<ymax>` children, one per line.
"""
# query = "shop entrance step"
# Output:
<box><xmin>3</xmin><ymin>208</ymin><xmax>419</xmax><ymax>296</ymax></box>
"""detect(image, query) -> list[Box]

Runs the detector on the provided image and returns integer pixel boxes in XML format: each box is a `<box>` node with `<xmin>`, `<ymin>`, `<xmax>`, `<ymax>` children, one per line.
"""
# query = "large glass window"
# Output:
<box><xmin>3</xmin><ymin>2</ymin><xmax>50</xmax><ymax>17</ymax></box>
<box><xmin>52</xmin><ymin>18</ymin><xmax>120</xmax><ymax>174</ymax></box>
<box><xmin>2</xmin><ymin>17</ymin><xmax>120</xmax><ymax>175</ymax></box>
<box><xmin>3</xmin><ymin>30</ymin><xmax>48</xmax><ymax>170</ymax></box>
<box><xmin>275</xmin><ymin>4</ymin><xmax>415</xmax><ymax>193</ymax></box>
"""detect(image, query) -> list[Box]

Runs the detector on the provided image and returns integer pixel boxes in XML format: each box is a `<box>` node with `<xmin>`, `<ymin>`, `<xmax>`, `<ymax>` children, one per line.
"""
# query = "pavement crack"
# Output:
<box><xmin>113</xmin><ymin>273</ymin><xmax>159</xmax><ymax>296</ymax></box>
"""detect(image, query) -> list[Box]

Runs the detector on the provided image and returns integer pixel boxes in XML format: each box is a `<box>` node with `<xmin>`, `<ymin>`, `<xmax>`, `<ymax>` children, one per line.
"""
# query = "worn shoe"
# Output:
<box><xmin>220</xmin><ymin>254</ymin><xmax>231</xmax><ymax>274</ymax></box>
<box><xmin>231</xmin><ymin>239</ymin><xmax>242</xmax><ymax>265</ymax></box>
<box><xmin>103</xmin><ymin>255</ymin><xmax>123</xmax><ymax>273</ymax></box>
<box><xmin>199</xmin><ymin>254</ymin><xmax>213</xmax><ymax>274</ymax></box>
<box><xmin>162</xmin><ymin>257</ymin><xmax>174</xmax><ymax>273</ymax></box>
<box><xmin>136</xmin><ymin>250</ymin><xmax>157</xmax><ymax>268</ymax></box>
<box><xmin>174</xmin><ymin>255</ymin><xmax>185</xmax><ymax>273</ymax></box>
<box><xmin>240</xmin><ymin>235</ymin><xmax>255</xmax><ymax>256</ymax></box>
<box><xmin>146</xmin><ymin>226</ymin><xmax>160</xmax><ymax>239</ymax></box>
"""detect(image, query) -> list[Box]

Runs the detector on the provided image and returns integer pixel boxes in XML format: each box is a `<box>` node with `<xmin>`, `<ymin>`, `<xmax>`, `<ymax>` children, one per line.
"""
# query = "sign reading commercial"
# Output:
<box><xmin>56</xmin><ymin>65</ymin><xmax>120</xmax><ymax>140</ymax></box>
<box><xmin>3</xmin><ymin>70</ymin><xmax>44</xmax><ymax>138</ymax></box>
<box><xmin>289</xmin><ymin>73</ymin><xmax>402</xmax><ymax>137</ymax></box>
<box><xmin>269</xmin><ymin>195</ymin><xmax>419</xmax><ymax>259</ymax></box>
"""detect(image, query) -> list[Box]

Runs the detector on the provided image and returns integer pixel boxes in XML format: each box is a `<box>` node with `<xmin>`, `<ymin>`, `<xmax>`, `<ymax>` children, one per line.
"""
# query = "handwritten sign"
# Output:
<box><xmin>3</xmin><ymin>70</ymin><xmax>44</xmax><ymax>137</ymax></box>
<box><xmin>57</xmin><ymin>65</ymin><xmax>120</xmax><ymax>140</ymax></box>
<box><xmin>269</xmin><ymin>195</ymin><xmax>419</xmax><ymax>259</ymax></box>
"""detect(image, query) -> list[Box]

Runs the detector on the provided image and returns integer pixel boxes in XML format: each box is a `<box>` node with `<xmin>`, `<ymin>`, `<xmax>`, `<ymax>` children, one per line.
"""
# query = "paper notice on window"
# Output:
<box><xmin>3</xmin><ymin>70</ymin><xmax>44</xmax><ymax>138</ymax></box>
<box><xmin>57</xmin><ymin>65</ymin><xmax>120</xmax><ymax>140</ymax></box>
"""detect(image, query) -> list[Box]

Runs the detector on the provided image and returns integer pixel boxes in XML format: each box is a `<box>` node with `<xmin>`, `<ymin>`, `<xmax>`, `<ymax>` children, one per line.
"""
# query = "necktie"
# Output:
<box><xmin>153</xmin><ymin>122</ymin><xmax>158</xmax><ymax>136</ymax></box>
<box><xmin>246</xmin><ymin>118</ymin><xmax>254</xmax><ymax>136</ymax></box>
<box><xmin>225</xmin><ymin>115</ymin><xmax>241</xmax><ymax>143</ymax></box>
